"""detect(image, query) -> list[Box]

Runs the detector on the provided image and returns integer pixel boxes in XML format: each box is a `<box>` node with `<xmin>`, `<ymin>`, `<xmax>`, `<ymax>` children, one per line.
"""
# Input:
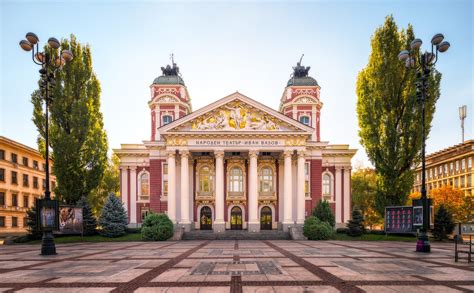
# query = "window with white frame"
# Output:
<box><xmin>462</xmin><ymin>159</ymin><xmax>466</xmax><ymax>171</ymax></box>
<box><xmin>259</xmin><ymin>166</ymin><xmax>273</xmax><ymax>193</ymax></box>
<box><xmin>305</xmin><ymin>162</ymin><xmax>310</xmax><ymax>197</ymax></box>
<box><xmin>199</xmin><ymin>166</ymin><xmax>213</xmax><ymax>193</ymax></box>
<box><xmin>162</xmin><ymin>163</ymin><xmax>168</xmax><ymax>196</ymax></box>
<box><xmin>299</xmin><ymin>116</ymin><xmax>310</xmax><ymax>126</ymax></box>
<box><xmin>162</xmin><ymin>115</ymin><xmax>173</xmax><ymax>125</ymax></box>
<box><xmin>322</xmin><ymin>173</ymin><xmax>332</xmax><ymax>200</ymax></box>
<box><xmin>140</xmin><ymin>172</ymin><xmax>149</xmax><ymax>197</ymax></box>
<box><xmin>456</xmin><ymin>160</ymin><xmax>459</xmax><ymax>172</ymax></box>
<box><xmin>229</xmin><ymin>167</ymin><xmax>243</xmax><ymax>192</ymax></box>
<box><xmin>468</xmin><ymin>157</ymin><xmax>472</xmax><ymax>169</ymax></box>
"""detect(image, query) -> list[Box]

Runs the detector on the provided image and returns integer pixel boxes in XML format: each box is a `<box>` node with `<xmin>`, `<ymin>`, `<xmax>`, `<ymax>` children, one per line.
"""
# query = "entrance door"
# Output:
<box><xmin>200</xmin><ymin>206</ymin><xmax>212</xmax><ymax>230</ymax></box>
<box><xmin>260</xmin><ymin>206</ymin><xmax>272</xmax><ymax>230</ymax></box>
<box><xmin>230</xmin><ymin>206</ymin><xmax>243</xmax><ymax>230</ymax></box>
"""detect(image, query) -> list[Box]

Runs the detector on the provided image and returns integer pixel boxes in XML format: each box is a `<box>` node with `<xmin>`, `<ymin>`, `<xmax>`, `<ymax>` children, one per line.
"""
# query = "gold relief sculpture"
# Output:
<box><xmin>188</xmin><ymin>101</ymin><xmax>282</xmax><ymax>131</ymax></box>
<box><xmin>285</xmin><ymin>138</ymin><xmax>307</xmax><ymax>146</ymax></box>
<box><xmin>166</xmin><ymin>138</ymin><xmax>188</xmax><ymax>146</ymax></box>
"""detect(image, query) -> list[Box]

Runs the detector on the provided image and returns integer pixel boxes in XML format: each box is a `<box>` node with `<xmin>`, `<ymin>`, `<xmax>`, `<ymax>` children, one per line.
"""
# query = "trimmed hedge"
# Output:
<box><xmin>303</xmin><ymin>216</ymin><xmax>333</xmax><ymax>240</ymax></box>
<box><xmin>141</xmin><ymin>213</ymin><xmax>174</xmax><ymax>241</ymax></box>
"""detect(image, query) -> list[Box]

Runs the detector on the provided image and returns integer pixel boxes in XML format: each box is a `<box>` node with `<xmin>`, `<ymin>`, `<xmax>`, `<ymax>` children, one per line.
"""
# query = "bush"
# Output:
<box><xmin>126</xmin><ymin>227</ymin><xmax>142</xmax><ymax>234</ymax></box>
<box><xmin>433</xmin><ymin>204</ymin><xmax>455</xmax><ymax>240</ymax></box>
<box><xmin>346</xmin><ymin>209</ymin><xmax>365</xmax><ymax>237</ymax></box>
<box><xmin>78</xmin><ymin>196</ymin><xmax>97</xmax><ymax>236</ymax></box>
<box><xmin>303</xmin><ymin>216</ymin><xmax>333</xmax><ymax>240</ymax></box>
<box><xmin>26</xmin><ymin>205</ymin><xmax>42</xmax><ymax>240</ymax></box>
<box><xmin>98</xmin><ymin>193</ymin><xmax>128</xmax><ymax>238</ymax></box>
<box><xmin>141</xmin><ymin>213</ymin><xmax>174</xmax><ymax>241</ymax></box>
<box><xmin>312</xmin><ymin>199</ymin><xmax>335</xmax><ymax>228</ymax></box>
<box><xmin>336</xmin><ymin>227</ymin><xmax>349</xmax><ymax>234</ymax></box>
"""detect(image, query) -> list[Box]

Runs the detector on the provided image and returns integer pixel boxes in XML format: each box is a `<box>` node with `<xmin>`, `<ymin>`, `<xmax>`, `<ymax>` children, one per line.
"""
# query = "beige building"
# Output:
<box><xmin>413</xmin><ymin>140</ymin><xmax>473</xmax><ymax>196</ymax></box>
<box><xmin>0</xmin><ymin>136</ymin><xmax>55</xmax><ymax>234</ymax></box>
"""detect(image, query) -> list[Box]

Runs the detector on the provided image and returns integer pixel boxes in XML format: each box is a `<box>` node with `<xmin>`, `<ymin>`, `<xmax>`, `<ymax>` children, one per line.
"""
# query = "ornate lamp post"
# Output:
<box><xmin>398</xmin><ymin>34</ymin><xmax>450</xmax><ymax>253</ymax></box>
<box><xmin>19</xmin><ymin>32</ymin><xmax>73</xmax><ymax>255</ymax></box>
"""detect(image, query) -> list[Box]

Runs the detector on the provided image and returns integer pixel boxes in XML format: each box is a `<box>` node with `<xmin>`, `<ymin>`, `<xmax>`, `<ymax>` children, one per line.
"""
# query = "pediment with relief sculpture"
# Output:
<box><xmin>167</xmin><ymin>98</ymin><xmax>307</xmax><ymax>132</ymax></box>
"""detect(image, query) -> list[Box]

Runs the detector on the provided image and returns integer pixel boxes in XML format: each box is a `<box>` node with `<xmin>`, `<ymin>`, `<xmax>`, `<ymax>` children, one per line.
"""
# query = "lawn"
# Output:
<box><xmin>333</xmin><ymin>233</ymin><xmax>417</xmax><ymax>242</ymax></box>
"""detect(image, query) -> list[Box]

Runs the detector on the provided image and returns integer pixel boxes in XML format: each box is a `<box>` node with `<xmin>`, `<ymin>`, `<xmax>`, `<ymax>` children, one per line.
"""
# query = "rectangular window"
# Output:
<box><xmin>11</xmin><ymin>171</ymin><xmax>17</xmax><ymax>184</ymax></box>
<box><xmin>163</xmin><ymin>180</ymin><xmax>168</xmax><ymax>195</ymax></box>
<box><xmin>0</xmin><ymin>168</ymin><xmax>4</xmax><ymax>182</ymax></box>
<box><xmin>444</xmin><ymin>165</ymin><xmax>448</xmax><ymax>175</ymax></box>
<box><xmin>33</xmin><ymin>160</ymin><xmax>38</xmax><ymax>169</ymax></box>
<box><xmin>461</xmin><ymin>176</ymin><xmax>465</xmax><ymax>188</ymax></box>
<box><xmin>468</xmin><ymin>174</ymin><xmax>472</xmax><ymax>187</ymax></box>
<box><xmin>12</xmin><ymin>194</ymin><xmax>18</xmax><ymax>207</ymax></box>
<box><xmin>141</xmin><ymin>208</ymin><xmax>150</xmax><ymax>222</ymax></box>
<box><xmin>0</xmin><ymin>150</ymin><xmax>4</xmax><ymax>160</ymax></box>
<box><xmin>469</xmin><ymin>157</ymin><xmax>472</xmax><ymax>169</ymax></box>
<box><xmin>456</xmin><ymin>160</ymin><xmax>459</xmax><ymax>172</ymax></box>
<box><xmin>23</xmin><ymin>195</ymin><xmax>29</xmax><ymax>208</ymax></box>
<box><xmin>42</xmin><ymin>163</ymin><xmax>46</xmax><ymax>171</ymax></box>
<box><xmin>23</xmin><ymin>217</ymin><xmax>28</xmax><ymax>227</ymax></box>
<box><xmin>439</xmin><ymin>166</ymin><xmax>443</xmax><ymax>176</ymax></box>
<box><xmin>454</xmin><ymin>177</ymin><xmax>459</xmax><ymax>188</ymax></box>
<box><xmin>11</xmin><ymin>153</ymin><xmax>17</xmax><ymax>163</ymax></box>
<box><xmin>23</xmin><ymin>174</ymin><xmax>29</xmax><ymax>187</ymax></box>
<box><xmin>429</xmin><ymin>169</ymin><xmax>432</xmax><ymax>179</ymax></box>
<box><xmin>22</xmin><ymin>157</ymin><xmax>28</xmax><ymax>167</ymax></box>
<box><xmin>0</xmin><ymin>216</ymin><xmax>5</xmax><ymax>227</ymax></box>
<box><xmin>462</xmin><ymin>159</ymin><xmax>466</xmax><ymax>171</ymax></box>
<box><xmin>0</xmin><ymin>192</ymin><xmax>4</xmax><ymax>205</ymax></box>
<box><xmin>304</xmin><ymin>162</ymin><xmax>309</xmax><ymax>176</ymax></box>
<box><xmin>434</xmin><ymin>167</ymin><xmax>437</xmax><ymax>178</ymax></box>
<box><xmin>450</xmin><ymin>162</ymin><xmax>454</xmax><ymax>174</ymax></box>
<box><xmin>42</xmin><ymin>179</ymin><xmax>46</xmax><ymax>190</ymax></box>
<box><xmin>12</xmin><ymin>217</ymin><xmax>18</xmax><ymax>227</ymax></box>
<box><xmin>33</xmin><ymin>177</ymin><xmax>38</xmax><ymax>188</ymax></box>
<box><xmin>163</xmin><ymin>163</ymin><xmax>168</xmax><ymax>175</ymax></box>
<box><xmin>305</xmin><ymin>181</ymin><xmax>310</xmax><ymax>197</ymax></box>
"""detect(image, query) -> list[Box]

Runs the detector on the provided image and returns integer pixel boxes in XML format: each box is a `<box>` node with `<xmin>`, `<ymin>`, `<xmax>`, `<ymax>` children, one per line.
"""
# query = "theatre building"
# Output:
<box><xmin>114</xmin><ymin>60</ymin><xmax>356</xmax><ymax>232</ymax></box>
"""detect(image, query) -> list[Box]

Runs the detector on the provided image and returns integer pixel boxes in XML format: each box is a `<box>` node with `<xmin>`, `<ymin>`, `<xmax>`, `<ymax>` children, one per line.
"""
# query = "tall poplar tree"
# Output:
<box><xmin>356</xmin><ymin>16</ymin><xmax>441</xmax><ymax>215</ymax></box>
<box><xmin>31</xmin><ymin>34</ymin><xmax>108</xmax><ymax>204</ymax></box>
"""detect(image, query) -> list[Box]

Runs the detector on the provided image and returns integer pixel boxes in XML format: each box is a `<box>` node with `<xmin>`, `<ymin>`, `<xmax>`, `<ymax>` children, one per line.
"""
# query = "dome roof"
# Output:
<box><xmin>287</xmin><ymin>76</ymin><xmax>318</xmax><ymax>87</ymax></box>
<box><xmin>153</xmin><ymin>75</ymin><xmax>185</xmax><ymax>86</ymax></box>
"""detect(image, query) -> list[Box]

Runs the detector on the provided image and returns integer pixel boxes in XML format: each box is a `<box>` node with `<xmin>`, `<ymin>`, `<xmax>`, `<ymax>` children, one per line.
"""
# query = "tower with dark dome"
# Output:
<box><xmin>149</xmin><ymin>58</ymin><xmax>192</xmax><ymax>141</ymax></box>
<box><xmin>279</xmin><ymin>57</ymin><xmax>322</xmax><ymax>141</ymax></box>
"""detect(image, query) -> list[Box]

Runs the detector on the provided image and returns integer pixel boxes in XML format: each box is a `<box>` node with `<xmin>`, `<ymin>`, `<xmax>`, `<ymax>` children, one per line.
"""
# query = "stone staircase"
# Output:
<box><xmin>182</xmin><ymin>230</ymin><xmax>291</xmax><ymax>240</ymax></box>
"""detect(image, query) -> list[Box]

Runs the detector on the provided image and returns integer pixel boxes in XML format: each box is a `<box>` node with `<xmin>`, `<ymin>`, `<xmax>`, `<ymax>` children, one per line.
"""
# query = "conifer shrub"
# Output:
<box><xmin>77</xmin><ymin>196</ymin><xmax>98</xmax><ymax>236</ymax></box>
<box><xmin>346</xmin><ymin>209</ymin><xmax>365</xmax><ymax>237</ymax></box>
<box><xmin>433</xmin><ymin>204</ymin><xmax>455</xmax><ymax>240</ymax></box>
<box><xmin>141</xmin><ymin>213</ymin><xmax>174</xmax><ymax>241</ymax></box>
<box><xmin>303</xmin><ymin>216</ymin><xmax>333</xmax><ymax>240</ymax></box>
<box><xmin>98</xmin><ymin>193</ymin><xmax>128</xmax><ymax>237</ymax></box>
<box><xmin>312</xmin><ymin>199</ymin><xmax>335</xmax><ymax>228</ymax></box>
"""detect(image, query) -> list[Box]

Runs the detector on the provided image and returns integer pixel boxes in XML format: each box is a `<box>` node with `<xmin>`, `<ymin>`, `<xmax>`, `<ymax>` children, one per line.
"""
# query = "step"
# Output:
<box><xmin>182</xmin><ymin>230</ymin><xmax>291</xmax><ymax>240</ymax></box>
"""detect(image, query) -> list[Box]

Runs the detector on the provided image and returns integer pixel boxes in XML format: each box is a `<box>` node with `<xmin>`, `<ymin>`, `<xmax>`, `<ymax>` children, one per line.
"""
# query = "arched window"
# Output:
<box><xmin>140</xmin><ymin>173</ymin><xmax>149</xmax><ymax>196</ymax></box>
<box><xmin>322</xmin><ymin>173</ymin><xmax>332</xmax><ymax>200</ymax></box>
<box><xmin>229</xmin><ymin>167</ymin><xmax>243</xmax><ymax>192</ymax></box>
<box><xmin>259</xmin><ymin>166</ymin><xmax>273</xmax><ymax>193</ymax></box>
<box><xmin>299</xmin><ymin>116</ymin><xmax>310</xmax><ymax>126</ymax></box>
<box><xmin>162</xmin><ymin>115</ymin><xmax>173</xmax><ymax>125</ymax></box>
<box><xmin>199</xmin><ymin>166</ymin><xmax>212</xmax><ymax>193</ymax></box>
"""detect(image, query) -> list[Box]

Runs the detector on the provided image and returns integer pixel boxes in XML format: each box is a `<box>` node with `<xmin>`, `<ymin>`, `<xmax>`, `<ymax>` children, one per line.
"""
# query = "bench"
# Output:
<box><xmin>455</xmin><ymin>223</ymin><xmax>473</xmax><ymax>263</ymax></box>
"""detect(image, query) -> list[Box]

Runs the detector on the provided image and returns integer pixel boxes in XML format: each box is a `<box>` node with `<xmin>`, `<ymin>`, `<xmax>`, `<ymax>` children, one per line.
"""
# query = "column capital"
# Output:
<box><xmin>343</xmin><ymin>166</ymin><xmax>352</xmax><ymax>171</ymax></box>
<box><xmin>214</xmin><ymin>150</ymin><xmax>225</xmax><ymax>159</ymax></box>
<box><xmin>167</xmin><ymin>150</ymin><xmax>176</xmax><ymax>158</ymax></box>
<box><xmin>283</xmin><ymin>149</ymin><xmax>294</xmax><ymax>158</ymax></box>
<box><xmin>249</xmin><ymin>150</ymin><xmax>259</xmax><ymax>158</ymax></box>
<box><xmin>129</xmin><ymin>166</ymin><xmax>137</xmax><ymax>171</ymax></box>
<box><xmin>335</xmin><ymin>166</ymin><xmax>343</xmax><ymax>171</ymax></box>
<box><xmin>297</xmin><ymin>150</ymin><xmax>306</xmax><ymax>158</ymax></box>
<box><xmin>180</xmin><ymin>150</ymin><xmax>190</xmax><ymax>158</ymax></box>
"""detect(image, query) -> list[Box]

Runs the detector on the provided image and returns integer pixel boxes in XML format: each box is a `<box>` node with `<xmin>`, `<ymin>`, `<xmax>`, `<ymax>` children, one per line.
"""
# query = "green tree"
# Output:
<box><xmin>346</xmin><ymin>209</ymin><xmax>366</xmax><ymax>237</ymax></box>
<box><xmin>356</xmin><ymin>16</ymin><xmax>441</xmax><ymax>215</ymax></box>
<box><xmin>89</xmin><ymin>154</ymin><xmax>120</xmax><ymax>216</ymax></box>
<box><xmin>98</xmin><ymin>193</ymin><xmax>128</xmax><ymax>238</ymax></box>
<box><xmin>458</xmin><ymin>195</ymin><xmax>474</xmax><ymax>223</ymax></box>
<box><xmin>77</xmin><ymin>196</ymin><xmax>97</xmax><ymax>236</ymax></box>
<box><xmin>351</xmin><ymin>168</ymin><xmax>382</xmax><ymax>229</ymax></box>
<box><xmin>31</xmin><ymin>34</ymin><xmax>108</xmax><ymax>205</ymax></box>
<box><xmin>433</xmin><ymin>204</ymin><xmax>455</xmax><ymax>240</ymax></box>
<box><xmin>26</xmin><ymin>205</ymin><xmax>42</xmax><ymax>240</ymax></box>
<box><xmin>312</xmin><ymin>199</ymin><xmax>335</xmax><ymax>228</ymax></box>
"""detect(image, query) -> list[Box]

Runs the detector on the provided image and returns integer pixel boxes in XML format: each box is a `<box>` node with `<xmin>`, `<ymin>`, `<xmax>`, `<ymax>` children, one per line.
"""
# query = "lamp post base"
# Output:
<box><xmin>41</xmin><ymin>231</ymin><xmax>57</xmax><ymax>255</ymax></box>
<box><xmin>416</xmin><ymin>231</ymin><xmax>431</xmax><ymax>253</ymax></box>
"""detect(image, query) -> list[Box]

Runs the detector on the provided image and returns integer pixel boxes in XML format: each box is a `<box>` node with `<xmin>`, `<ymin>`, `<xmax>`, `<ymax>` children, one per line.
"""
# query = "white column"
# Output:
<box><xmin>343</xmin><ymin>167</ymin><xmax>351</xmax><ymax>223</ymax></box>
<box><xmin>335</xmin><ymin>166</ymin><xmax>342</xmax><ymax>224</ymax></box>
<box><xmin>167</xmin><ymin>151</ymin><xmax>177</xmax><ymax>224</ymax></box>
<box><xmin>180</xmin><ymin>150</ymin><xmax>191</xmax><ymax>230</ymax></box>
<box><xmin>283</xmin><ymin>150</ymin><xmax>294</xmax><ymax>229</ymax></box>
<box><xmin>296</xmin><ymin>151</ymin><xmax>306</xmax><ymax>225</ymax></box>
<box><xmin>130</xmin><ymin>167</ymin><xmax>137</xmax><ymax>225</ymax></box>
<box><xmin>278</xmin><ymin>159</ymin><xmax>284</xmax><ymax>224</ymax></box>
<box><xmin>120</xmin><ymin>167</ymin><xmax>128</xmax><ymax>214</ymax></box>
<box><xmin>214</xmin><ymin>150</ymin><xmax>225</xmax><ymax>231</ymax></box>
<box><xmin>248</xmin><ymin>150</ymin><xmax>259</xmax><ymax>232</ymax></box>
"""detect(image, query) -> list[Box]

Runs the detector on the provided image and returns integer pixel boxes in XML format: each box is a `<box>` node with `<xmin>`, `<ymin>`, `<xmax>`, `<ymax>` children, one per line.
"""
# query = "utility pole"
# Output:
<box><xmin>459</xmin><ymin>105</ymin><xmax>467</xmax><ymax>143</ymax></box>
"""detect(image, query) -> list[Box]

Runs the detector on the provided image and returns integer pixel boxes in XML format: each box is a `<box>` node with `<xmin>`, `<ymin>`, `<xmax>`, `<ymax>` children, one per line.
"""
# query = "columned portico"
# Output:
<box><xmin>213</xmin><ymin>150</ymin><xmax>225</xmax><ymax>232</ymax></box>
<box><xmin>248</xmin><ymin>150</ymin><xmax>259</xmax><ymax>232</ymax></box>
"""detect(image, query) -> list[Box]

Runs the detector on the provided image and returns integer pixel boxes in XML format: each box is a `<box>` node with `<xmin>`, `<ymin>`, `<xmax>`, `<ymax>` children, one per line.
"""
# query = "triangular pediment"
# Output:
<box><xmin>159</xmin><ymin>92</ymin><xmax>313</xmax><ymax>134</ymax></box>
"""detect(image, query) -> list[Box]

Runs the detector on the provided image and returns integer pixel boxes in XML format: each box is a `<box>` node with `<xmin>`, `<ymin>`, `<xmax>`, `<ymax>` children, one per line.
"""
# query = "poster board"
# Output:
<box><xmin>385</xmin><ymin>206</ymin><xmax>414</xmax><ymax>234</ymax></box>
<box><xmin>57</xmin><ymin>206</ymin><xmax>83</xmax><ymax>235</ymax></box>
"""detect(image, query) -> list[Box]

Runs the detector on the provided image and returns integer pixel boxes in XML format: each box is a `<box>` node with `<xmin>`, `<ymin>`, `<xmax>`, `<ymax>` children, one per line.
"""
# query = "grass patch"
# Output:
<box><xmin>17</xmin><ymin>233</ymin><xmax>143</xmax><ymax>244</ymax></box>
<box><xmin>333</xmin><ymin>233</ymin><xmax>416</xmax><ymax>242</ymax></box>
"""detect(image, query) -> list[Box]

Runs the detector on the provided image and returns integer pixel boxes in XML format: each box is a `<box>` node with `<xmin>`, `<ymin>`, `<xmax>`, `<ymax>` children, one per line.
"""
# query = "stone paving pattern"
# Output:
<box><xmin>0</xmin><ymin>240</ymin><xmax>472</xmax><ymax>292</ymax></box>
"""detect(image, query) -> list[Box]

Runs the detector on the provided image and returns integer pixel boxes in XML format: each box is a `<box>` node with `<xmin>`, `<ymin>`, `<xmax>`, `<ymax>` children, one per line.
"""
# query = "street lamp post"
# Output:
<box><xmin>398</xmin><ymin>34</ymin><xmax>450</xmax><ymax>253</ymax></box>
<box><xmin>19</xmin><ymin>32</ymin><xmax>73</xmax><ymax>255</ymax></box>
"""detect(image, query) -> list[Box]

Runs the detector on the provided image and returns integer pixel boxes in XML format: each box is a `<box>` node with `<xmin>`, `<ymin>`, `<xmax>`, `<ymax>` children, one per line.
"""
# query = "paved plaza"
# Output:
<box><xmin>0</xmin><ymin>240</ymin><xmax>472</xmax><ymax>292</ymax></box>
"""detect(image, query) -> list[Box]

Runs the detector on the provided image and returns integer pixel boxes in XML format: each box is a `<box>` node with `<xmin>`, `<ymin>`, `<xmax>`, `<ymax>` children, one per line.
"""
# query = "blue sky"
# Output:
<box><xmin>1</xmin><ymin>0</ymin><xmax>472</xmax><ymax>167</ymax></box>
